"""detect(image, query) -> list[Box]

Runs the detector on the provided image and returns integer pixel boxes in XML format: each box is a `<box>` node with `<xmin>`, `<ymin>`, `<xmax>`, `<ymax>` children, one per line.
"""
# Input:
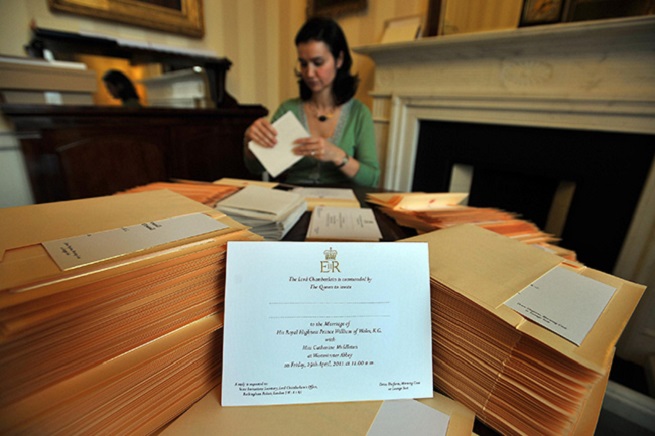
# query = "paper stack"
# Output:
<box><xmin>404</xmin><ymin>225</ymin><xmax>646</xmax><ymax>435</ymax></box>
<box><xmin>0</xmin><ymin>190</ymin><xmax>261</xmax><ymax>434</ymax></box>
<box><xmin>120</xmin><ymin>180</ymin><xmax>240</xmax><ymax>207</ymax></box>
<box><xmin>290</xmin><ymin>187</ymin><xmax>360</xmax><ymax>211</ymax></box>
<box><xmin>215</xmin><ymin>185</ymin><xmax>307</xmax><ymax>240</ymax></box>
<box><xmin>368</xmin><ymin>192</ymin><xmax>573</xmax><ymax>259</ymax></box>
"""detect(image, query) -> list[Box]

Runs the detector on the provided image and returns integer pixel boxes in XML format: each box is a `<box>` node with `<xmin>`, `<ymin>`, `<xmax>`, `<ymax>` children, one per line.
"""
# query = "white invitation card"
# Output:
<box><xmin>222</xmin><ymin>241</ymin><xmax>433</xmax><ymax>406</ymax></box>
<box><xmin>306</xmin><ymin>206</ymin><xmax>382</xmax><ymax>241</ymax></box>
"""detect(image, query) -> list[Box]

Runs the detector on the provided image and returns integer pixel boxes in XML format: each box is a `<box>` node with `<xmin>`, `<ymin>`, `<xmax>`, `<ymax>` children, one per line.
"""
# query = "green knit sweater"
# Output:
<box><xmin>245</xmin><ymin>98</ymin><xmax>380</xmax><ymax>187</ymax></box>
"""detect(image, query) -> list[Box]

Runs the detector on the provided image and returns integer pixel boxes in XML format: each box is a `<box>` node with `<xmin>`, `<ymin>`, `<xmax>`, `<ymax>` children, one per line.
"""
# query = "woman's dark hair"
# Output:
<box><xmin>295</xmin><ymin>17</ymin><xmax>359</xmax><ymax>105</ymax></box>
<box><xmin>102</xmin><ymin>69</ymin><xmax>139</xmax><ymax>102</ymax></box>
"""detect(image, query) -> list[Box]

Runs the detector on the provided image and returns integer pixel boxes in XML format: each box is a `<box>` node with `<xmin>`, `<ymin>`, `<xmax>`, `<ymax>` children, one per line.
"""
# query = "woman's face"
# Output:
<box><xmin>296</xmin><ymin>40</ymin><xmax>343</xmax><ymax>96</ymax></box>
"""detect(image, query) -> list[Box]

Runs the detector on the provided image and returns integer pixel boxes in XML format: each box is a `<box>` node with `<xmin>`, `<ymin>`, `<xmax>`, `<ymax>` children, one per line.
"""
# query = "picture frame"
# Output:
<box><xmin>380</xmin><ymin>15</ymin><xmax>424</xmax><ymax>44</ymax></box>
<box><xmin>519</xmin><ymin>0</ymin><xmax>566</xmax><ymax>26</ymax></box>
<box><xmin>562</xmin><ymin>0</ymin><xmax>655</xmax><ymax>22</ymax></box>
<box><xmin>47</xmin><ymin>0</ymin><xmax>204</xmax><ymax>38</ymax></box>
<box><xmin>307</xmin><ymin>0</ymin><xmax>368</xmax><ymax>18</ymax></box>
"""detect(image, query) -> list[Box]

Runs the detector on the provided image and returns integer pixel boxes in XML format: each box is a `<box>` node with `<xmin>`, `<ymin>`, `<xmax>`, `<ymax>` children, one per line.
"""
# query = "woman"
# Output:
<box><xmin>102</xmin><ymin>69</ymin><xmax>141</xmax><ymax>108</ymax></box>
<box><xmin>244</xmin><ymin>17</ymin><xmax>380</xmax><ymax>187</ymax></box>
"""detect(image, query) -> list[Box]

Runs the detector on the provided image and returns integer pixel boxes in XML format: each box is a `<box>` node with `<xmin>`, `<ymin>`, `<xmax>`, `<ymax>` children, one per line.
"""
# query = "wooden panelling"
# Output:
<box><xmin>1</xmin><ymin>104</ymin><xmax>268</xmax><ymax>203</ymax></box>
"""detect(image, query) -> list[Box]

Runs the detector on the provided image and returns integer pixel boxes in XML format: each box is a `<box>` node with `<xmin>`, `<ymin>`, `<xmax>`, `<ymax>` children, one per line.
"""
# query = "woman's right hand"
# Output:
<box><xmin>245</xmin><ymin>117</ymin><xmax>278</xmax><ymax>148</ymax></box>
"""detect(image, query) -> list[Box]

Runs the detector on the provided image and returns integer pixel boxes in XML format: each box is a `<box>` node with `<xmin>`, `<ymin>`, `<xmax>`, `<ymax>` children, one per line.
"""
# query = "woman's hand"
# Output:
<box><xmin>293</xmin><ymin>136</ymin><xmax>345</xmax><ymax>164</ymax></box>
<box><xmin>245</xmin><ymin>117</ymin><xmax>278</xmax><ymax>148</ymax></box>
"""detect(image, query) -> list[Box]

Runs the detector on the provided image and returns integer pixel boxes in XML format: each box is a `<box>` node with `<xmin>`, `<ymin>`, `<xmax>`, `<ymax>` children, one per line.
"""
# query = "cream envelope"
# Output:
<box><xmin>0</xmin><ymin>190</ymin><xmax>250</xmax><ymax>303</ymax></box>
<box><xmin>247</xmin><ymin>111</ymin><xmax>307</xmax><ymax>178</ymax></box>
<box><xmin>160</xmin><ymin>386</ymin><xmax>475</xmax><ymax>436</ymax></box>
<box><xmin>366</xmin><ymin>192</ymin><xmax>468</xmax><ymax>210</ymax></box>
<box><xmin>291</xmin><ymin>187</ymin><xmax>361</xmax><ymax>211</ymax></box>
<box><xmin>213</xmin><ymin>177</ymin><xmax>279</xmax><ymax>189</ymax></box>
<box><xmin>403</xmin><ymin>224</ymin><xmax>645</xmax><ymax>376</ymax></box>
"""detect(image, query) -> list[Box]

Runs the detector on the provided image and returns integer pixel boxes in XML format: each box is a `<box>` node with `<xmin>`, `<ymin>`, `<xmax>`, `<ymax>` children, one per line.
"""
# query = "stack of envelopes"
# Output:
<box><xmin>0</xmin><ymin>190</ymin><xmax>261</xmax><ymax>434</ymax></box>
<box><xmin>367</xmin><ymin>192</ymin><xmax>554</xmax><ymax>242</ymax></box>
<box><xmin>368</xmin><ymin>192</ymin><xmax>573</xmax><ymax>259</ymax></box>
<box><xmin>120</xmin><ymin>180</ymin><xmax>240</xmax><ymax>207</ymax></box>
<box><xmin>215</xmin><ymin>185</ymin><xmax>307</xmax><ymax>240</ymax></box>
<box><xmin>404</xmin><ymin>225</ymin><xmax>645</xmax><ymax>435</ymax></box>
<box><xmin>290</xmin><ymin>186</ymin><xmax>360</xmax><ymax>211</ymax></box>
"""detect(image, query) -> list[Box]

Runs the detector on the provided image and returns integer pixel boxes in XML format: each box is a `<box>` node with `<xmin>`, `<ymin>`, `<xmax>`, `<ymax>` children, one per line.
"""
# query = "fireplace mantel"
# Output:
<box><xmin>354</xmin><ymin>14</ymin><xmax>655</xmax><ymax>202</ymax></box>
<box><xmin>354</xmin><ymin>15</ymin><xmax>655</xmax><ymax>364</ymax></box>
<box><xmin>355</xmin><ymin>15</ymin><xmax>655</xmax><ymax>103</ymax></box>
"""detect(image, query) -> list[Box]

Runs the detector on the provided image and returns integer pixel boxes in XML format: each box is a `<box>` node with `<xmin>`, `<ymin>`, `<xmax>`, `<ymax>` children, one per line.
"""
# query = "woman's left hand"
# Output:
<box><xmin>293</xmin><ymin>137</ymin><xmax>343</xmax><ymax>164</ymax></box>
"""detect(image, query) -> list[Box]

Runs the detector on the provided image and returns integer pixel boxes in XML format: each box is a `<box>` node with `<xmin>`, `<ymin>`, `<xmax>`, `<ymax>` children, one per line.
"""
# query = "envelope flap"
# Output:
<box><xmin>405</xmin><ymin>224</ymin><xmax>562</xmax><ymax>309</ymax></box>
<box><xmin>0</xmin><ymin>190</ymin><xmax>215</xmax><ymax>259</ymax></box>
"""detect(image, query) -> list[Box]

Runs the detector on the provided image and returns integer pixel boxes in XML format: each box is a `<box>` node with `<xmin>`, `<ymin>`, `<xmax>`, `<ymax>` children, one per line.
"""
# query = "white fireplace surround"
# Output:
<box><xmin>354</xmin><ymin>15</ymin><xmax>655</xmax><ymax>364</ymax></box>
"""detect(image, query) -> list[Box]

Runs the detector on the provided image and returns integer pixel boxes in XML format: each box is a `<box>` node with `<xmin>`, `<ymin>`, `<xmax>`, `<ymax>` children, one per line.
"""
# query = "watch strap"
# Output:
<box><xmin>336</xmin><ymin>154</ymin><xmax>349</xmax><ymax>168</ymax></box>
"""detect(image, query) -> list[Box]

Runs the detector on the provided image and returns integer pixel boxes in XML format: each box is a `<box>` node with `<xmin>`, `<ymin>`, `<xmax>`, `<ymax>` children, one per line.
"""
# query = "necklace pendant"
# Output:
<box><xmin>318</xmin><ymin>115</ymin><xmax>328</xmax><ymax>122</ymax></box>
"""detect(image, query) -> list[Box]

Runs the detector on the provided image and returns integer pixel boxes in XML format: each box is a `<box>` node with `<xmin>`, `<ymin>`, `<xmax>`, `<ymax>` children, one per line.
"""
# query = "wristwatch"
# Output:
<box><xmin>336</xmin><ymin>154</ymin><xmax>349</xmax><ymax>169</ymax></box>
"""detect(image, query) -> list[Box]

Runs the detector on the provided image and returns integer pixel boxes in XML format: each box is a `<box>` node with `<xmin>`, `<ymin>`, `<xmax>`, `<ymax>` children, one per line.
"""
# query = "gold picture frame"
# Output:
<box><xmin>519</xmin><ymin>0</ymin><xmax>566</xmax><ymax>26</ymax></box>
<box><xmin>307</xmin><ymin>0</ymin><xmax>368</xmax><ymax>18</ymax></box>
<box><xmin>48</xmin><ymin>0</ymin><xmax>204</xmax><ymax>38</ymax></box>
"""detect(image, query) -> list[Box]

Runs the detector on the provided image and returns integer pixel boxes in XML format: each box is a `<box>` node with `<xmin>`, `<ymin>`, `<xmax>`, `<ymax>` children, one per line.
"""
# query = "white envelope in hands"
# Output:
<box><xmin>248</xmin><ymin>111</ymin><xmax>308</xmax><ymax>178</ymax></box>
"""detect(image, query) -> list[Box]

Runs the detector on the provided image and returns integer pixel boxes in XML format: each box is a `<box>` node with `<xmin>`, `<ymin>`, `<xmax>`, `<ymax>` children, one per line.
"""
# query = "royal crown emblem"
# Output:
<box><xmin>323</xmin><ymin>247</ymin><xmax>337</xmax><ymax>260</ymax></box>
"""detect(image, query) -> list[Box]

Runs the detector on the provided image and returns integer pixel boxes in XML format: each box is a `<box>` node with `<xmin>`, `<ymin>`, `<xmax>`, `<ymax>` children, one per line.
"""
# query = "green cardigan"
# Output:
<box><xmin>245</xmin><ymin>98</ymin><xmax>380</xmax><ymax>187</ymax></box>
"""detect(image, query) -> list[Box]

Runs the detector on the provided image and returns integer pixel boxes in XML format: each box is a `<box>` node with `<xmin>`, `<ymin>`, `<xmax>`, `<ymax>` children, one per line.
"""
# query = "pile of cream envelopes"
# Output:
<box><xmin>404</xmin><ymin>224</ymin><xmax>645</xmax><ymax>435</ymax></box>
<box><xmin>0</xmin><ymin>190</ymin><xmax>261</xmax><ymax>434</ymax></box>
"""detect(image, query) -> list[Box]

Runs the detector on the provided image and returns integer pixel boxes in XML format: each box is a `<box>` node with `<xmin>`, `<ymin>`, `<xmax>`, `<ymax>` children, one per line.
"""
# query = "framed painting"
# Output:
<box><xmin>307</xmin><ymin>0</ymin><xmax>368</xmax><ymax>18</ymax></box>
<box><xmin>48</xmin><ymin>0</ymin><xmax>204</xmax><ymax>37</ymax></box>
<box><xmin>562</xmin><ymin>0</ymin><xmax>655</xmax><ymax>22</ymax></box>
<box><xmin>519</xmin><ymin>0</ymin><xmax>566</xmax><ymax>25</ymax></box>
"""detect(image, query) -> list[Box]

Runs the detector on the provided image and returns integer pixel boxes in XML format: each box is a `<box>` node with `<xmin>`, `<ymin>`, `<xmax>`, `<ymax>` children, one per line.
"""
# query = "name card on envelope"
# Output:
<box><xmin>505</xmin><ymin>266</ymin><xmax>617</xmax><ymax>345</ymax></box>
<box><xmin>42</xmin><ymin>213</ymin><xmax>228</xmax><ymax>270</ymax></box>
<box><xmin>222</xmin><ymin>241</ymin><xmax>433</xmax><ymax>406</ymax></box>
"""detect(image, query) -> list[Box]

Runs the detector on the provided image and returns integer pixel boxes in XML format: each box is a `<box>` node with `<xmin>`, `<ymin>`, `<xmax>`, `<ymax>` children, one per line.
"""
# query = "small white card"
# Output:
<box><xmin>367</xmin><ymin>400</ymin><xmax>450</xmax><ymax>436</ymax></box>
<box><xmin>248</xmin><ymin>111</ymin><xmax>308</xmax><ymax>178</ymax></box>
<box><xmin>222</xmin><ymin>241</ymin><xmax>433</xmax><ymax>406</ymax></box>
<box><xmin>42</xmin><ymin>213</ymin><xmax>227</xmax><ymax>270</ymax></box>
<box><xmin>306</xmin><ymin>206</ymin><xmax>382</xmax><ymax>241</ymax></box>
<box><xmin>505</xmin><ymin>266</ymin><xmax>617</xmax><ymax>345</ymax></box>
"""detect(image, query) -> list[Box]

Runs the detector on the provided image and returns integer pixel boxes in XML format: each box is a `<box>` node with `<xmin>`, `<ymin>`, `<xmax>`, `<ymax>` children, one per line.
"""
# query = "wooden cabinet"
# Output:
<box><xmin>1</xmin><ymin>104</ymin><xmax>267</xmax><ymax>203</ymax></box>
